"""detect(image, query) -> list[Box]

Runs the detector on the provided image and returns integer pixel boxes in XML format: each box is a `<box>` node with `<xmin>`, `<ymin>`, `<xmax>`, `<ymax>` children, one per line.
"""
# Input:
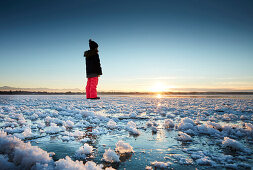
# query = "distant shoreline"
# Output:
<box><xmin>0</xmin><ymin>91</ymin><xmax>253</xmax><ymax>95</ymax></box>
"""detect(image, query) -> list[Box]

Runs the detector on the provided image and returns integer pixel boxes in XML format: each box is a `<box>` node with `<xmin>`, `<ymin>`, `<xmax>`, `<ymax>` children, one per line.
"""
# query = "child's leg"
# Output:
<box><xmin>86</xmin><ymin>78</ymin><xmax>91</xmax><ymax>99</ymax></box>
<box><xmin>90</xmin><ymin>77</ymin><xmax>98</xmax><ymax>98</ymax></box>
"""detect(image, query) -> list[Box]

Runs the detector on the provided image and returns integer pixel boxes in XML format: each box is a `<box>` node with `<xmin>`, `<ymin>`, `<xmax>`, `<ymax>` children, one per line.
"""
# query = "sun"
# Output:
<box><xmin>149</xmin><ymin>82</ymin><xmax>168</xmax><ymax>92</ymax></box>
<box><xmin>156</xmin><ymin>94</ymin><xmax>162</xmax><ymax>98</ymax></box>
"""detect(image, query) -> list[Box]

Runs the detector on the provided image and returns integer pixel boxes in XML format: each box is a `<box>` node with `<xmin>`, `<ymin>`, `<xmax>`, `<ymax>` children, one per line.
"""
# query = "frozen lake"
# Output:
<box><xmin>0</xmin><ymin>95</ymin><xmax>253</xmax><ymax>169</ymax></box>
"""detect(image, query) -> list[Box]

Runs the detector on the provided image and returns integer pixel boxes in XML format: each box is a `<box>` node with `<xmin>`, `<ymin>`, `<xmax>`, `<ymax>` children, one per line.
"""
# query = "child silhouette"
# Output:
<box><xmin>84</xmin><ymin>39</ymin><xmax>102</xmax><ymax>99</ymax></box>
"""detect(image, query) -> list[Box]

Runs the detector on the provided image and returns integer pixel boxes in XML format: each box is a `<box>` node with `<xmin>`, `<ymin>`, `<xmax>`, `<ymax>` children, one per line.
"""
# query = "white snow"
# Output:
<box><xmin>55</xmin><ymin>156</ymin><xmax>102</xmax><ymax>170</ymax></box>
<box><xmin>151</xmin><ymin>126</ymin><xmax>158</xmax><ymax>133</ymax></box>
<box><xmin>107</xmin><ymin>119</ymin><xmax>117</xmax><ymax>129</ymax></box>
<box><xmin>196</xmin><ymin>157</ymin><xmax>215</xmax><ymax>166</ymax></box>
<box><xmin>75</xmin><ymin>143</ymin><xmax>93</xmax><ymax>159</ymax></box>
<box><xmin>0</xmin><ymin>131</ymin><xmax>53</xmax><ymax>169</ymax></box>
<box><xmin>164</xmin><ymin>119</ymin><xmax>174</xmax><ymax>128</ymax></box>
<box><xmin>45</xmin><ymin>123</ymin><xmax>65</xmax><ymax>134</ymax></box>
<box><xmin>176</xmin><ymin>117</ymin><xmax>197</xmax><ymax>132</ymax></box>
<box><xmin>125</xmin><ymin>121</ymin><xmax>140</xmax><ymax>135</ymax></box>
<box><xmin>151</xmin><ymin>161</ymin><xmax>170</xmax><ymax>168</ymax></box>
<box><xmin>64</xmin><ymin>120</ymin><xmax>75</xmax><ymax>129</ymax></box>
<box><xmin>0</xmin><ymin>154</ymin><xmax>18</xmax><ymax>170</ymax></box>
<box><xmin>115</xmin><ymin>140</ymin><xmax>134</xmax><ymax>153</ymax></box>
<box><xmin>177</xmin><ymin>132</ymin><xmax>192</xmax><ymax>142</ymax></box>
<box><xmin>61</xmin><ymin>136</ymin><xmax>71</xmax><ymax>141</ymax></box>
<box><xmin>102</xmin><ymin>148</ymin><xmax>120</xmax><ymax>163</ymax></box>
<box><xmin>72</xmin><ymin>130</ymin><xmax>85</xmax><ymax>138</ymax></box>
<box><xmin>222</xmin><ymin>137</ymin><xmax>249</xmax><ymax>153</ymax></box>
<box><xmin>0</xmin><ymin>95</ymin><xmax>253</xmax><ymax>168</ymax></box>
<box><xmin>80</xmin><ymin>138</ymin><xmax>91</xmax><ymax>143</ymax></box>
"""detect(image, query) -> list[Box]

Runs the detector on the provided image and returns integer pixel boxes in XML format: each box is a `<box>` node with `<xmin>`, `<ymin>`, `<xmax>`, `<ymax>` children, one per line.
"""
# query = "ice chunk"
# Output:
<box><xmin>222</xmin><ymin>137</ymin><xmax>249</xmax><ymax>153</ymax></box>
<box><xmin>151</xmin><ymin>161</ymin><xmax>170</xmax><ymax>168</ymax></box>
<box><xmin>0</xmin><ymin>154</ymin><xmax>18</xmax><ymax>170</ymax></box>
<box><xmin>102</xmin><ymin>148</ymin><xmax>120</xmax><ymax>163</ymax></box>
<box><xmin>240</xmin><ymin>115</ymin><xmax>247</xmax><ymax>120</ymax></box>
<box><xmin>180</xmin><ymin>118</ymin><xmax>195</xmax><ymax>125</ymax></box>
<box><xmin>75</xmin><ymin>143</ymin><xmax>93</xmax><ymax>159</ymax></box>
<box><xmin>197</xmin><ymin>124</ymin><xmax>220</xmax><ymax>136</ymax></box>
<box><xmin>177</xmin><ymin>118</ymin><xmax>195</xmax><ymax>131</ymax></box>
<box><xmin>80</xmin><ymin>138</ymin><xmax>91</xmax><ymax>143</ymax></box>
<box><xmin>126</xmin><ymin>121</ymin><xmax>140</xmax><ymax>135</ymax></box>
<box><xmin>61</xmin><ymin>136</ymin><xmax>71</xmax><ymax>142</ymax></box>
<box><xmin>0</xmin><ymin>131</ymin><xmax>53</xmax><ymax>169</ymax></box>
<box><xmin>177</xmin><ymin>132</ymin><xmax>192</xmax><ymax>142</ymax></box>
<box><xmin>4</xmin><ymin>127</ymin><xmax>24</xmax><ymax>134</ymax></box>
<box><xmin>80</xmin><ymin>111</ymin><xmax>95</xmax><ymax>118</ymax></box>
<box><xmin>146</xmin><ymin>120</ymin><xmax>153</xmax><ymax>127</ymax></box>
<box><xmin>196</xmin><ymin>157</ymin><xmax>214</xmax><ymax>166</ymax></box>
<box><xmin>222</xmin><ymin>113</ymin><xmax>238</xmax><ymax>121</ymax></box>
<box><xmin>45</xmin><ymin>123</ymin><xmax>65</xmax><ymax>134</ymax></box>
<box><xmin>92</xmin><ymin>127</ymin><xmax>108</xmax><ymax>135</ymax></box>
<box><xmin>115</xmin><ymin>141</ymin><xmax>134</xmax><ymax>153</ymax></box>
<box><xmin>84</xmin><ymin>161</ymin><xmax>103</xmax><ymax>170</ymax></box>
<box><xmin>129</xmin><ymin>112</ymin><xmax>137</xmax><ymax>118</ymax></box>
<box><xmin>72</xmin><ymin>130</ymin><xmax>85</xmax><ymax>138</ymax></box>
<box><xmin>14</xmin><ymin>127</ymin><xmax>34</xmax><ymax>139</ymax></box>
<box><xmin>245</xmin><ymin>123</ymin><xmax>253</xmax><ymax>134</ymax></box>
<box><xmin>107</xmin><ymin>119</ymin><xmax>117</xmax><ymax>129</ymax></box>
<box><xmin>151</xmin><ymin>126</ymin><xmax>158</xmax><ymax>133</ymax></box>
<box><xmin>206</xmin><ymin>121</ymin><xmax>222</xmax><ymax>131</ymax></box>
<box><xmin>30</xmin><ymin>113</ymin><xmax>39</xmax><ymax>120</ymax></box>
<box><xmin>55</xmin><ymin>156</ymin><xmax>102</xmax><ymax>170</ymax></box>
<box><xmin>166</xmin><ymin>113</ymin><xmax>176</xmax><ymax>118</ymax></box>
<box><xmin>64</xmin><ymin>120</ymin><xmax>75</xmax><ymax>129</ymax></box>
<box><xmin>164</xmin><ymin>119</ymin><xmax>174</xmax><ymax>128</ymax></box>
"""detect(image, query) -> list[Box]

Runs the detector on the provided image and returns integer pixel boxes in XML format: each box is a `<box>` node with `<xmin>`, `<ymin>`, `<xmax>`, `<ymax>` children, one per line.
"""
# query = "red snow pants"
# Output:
<box><xmin>86</xmin><ymin>77</ymin><xmax>98</xmax><ymax>99</ymax></box>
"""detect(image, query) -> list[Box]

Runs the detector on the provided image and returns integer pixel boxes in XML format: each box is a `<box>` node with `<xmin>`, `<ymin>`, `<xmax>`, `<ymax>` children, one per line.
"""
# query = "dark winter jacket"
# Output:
<box><xmin>84</xmin><ymin>49</ymin><xmax>102</xmax><ymax>78</ymax></box>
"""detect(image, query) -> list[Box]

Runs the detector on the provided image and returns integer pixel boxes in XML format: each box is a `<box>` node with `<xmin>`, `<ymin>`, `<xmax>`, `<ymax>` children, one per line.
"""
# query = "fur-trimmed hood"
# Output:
<box><xmin>84</xmin><ymin>49</ymin><xmax>98</xmax><ymax>57</ymax></box>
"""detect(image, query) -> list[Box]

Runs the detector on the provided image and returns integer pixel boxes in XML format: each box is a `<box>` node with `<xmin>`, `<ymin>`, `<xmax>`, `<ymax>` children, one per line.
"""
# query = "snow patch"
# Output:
<box><xmin>115</xmin><ymin>141</ymin><xmax>134</xmax><ymax>153</ymax></box>
<box><xmin>102</xmin><ymin>148</ymin><xmax>120</xmax><ymax>163</ymax></box>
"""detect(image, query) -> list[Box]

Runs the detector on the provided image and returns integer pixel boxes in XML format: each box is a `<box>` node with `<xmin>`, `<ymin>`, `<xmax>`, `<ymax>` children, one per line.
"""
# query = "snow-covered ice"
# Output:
<box><xmin>0</xmin><ymin>95</ymin><xmax>252</xmax><ymax>169</ymax></box>
<box><xmin>177</xmin><ymin>132</ymin><xmax>192</xmax><ymax>142</ymax></box>
<box><xmin>102</xmin><ymin>148</ymin><xmax>120</xmax><ymax>163</ymax></box>
<box><xmin>75</xmin><ymin>143</ymin><xmax>93</xmax><ymax>159</ymax></box>
<box><xmin>115</xmin><ymin>140</ymin><xmax>134</xmax><ymax>153</ymax></box>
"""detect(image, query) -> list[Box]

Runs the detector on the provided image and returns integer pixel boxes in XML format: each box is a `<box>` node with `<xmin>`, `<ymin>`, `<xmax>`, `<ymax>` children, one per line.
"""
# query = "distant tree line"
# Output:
<box><xmin>0</xmin><ymin>90</ymin><xmax>253</xmax><ymax>95</ymax></box>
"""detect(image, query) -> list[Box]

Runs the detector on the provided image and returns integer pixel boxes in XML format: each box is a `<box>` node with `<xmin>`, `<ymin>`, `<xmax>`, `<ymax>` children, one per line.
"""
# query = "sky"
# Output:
<box><xmin>0</xmin><ymin>0</ymin><xmax>253</xmax><ymax>92</ymax></box>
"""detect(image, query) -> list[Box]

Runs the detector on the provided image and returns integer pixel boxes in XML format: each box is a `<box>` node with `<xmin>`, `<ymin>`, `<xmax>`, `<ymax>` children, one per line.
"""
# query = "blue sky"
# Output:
<box><xmin>0</xmin><ymin>0</ymin><xmax>253</xmax><ymax>92</ymax></box>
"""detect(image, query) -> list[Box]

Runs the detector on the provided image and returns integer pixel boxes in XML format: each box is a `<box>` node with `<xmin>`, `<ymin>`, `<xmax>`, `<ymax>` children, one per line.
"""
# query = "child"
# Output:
<box><xmin>84</xmin><ymin>39</ymin><xmax>102</xmax><ymax>99</ymax></box>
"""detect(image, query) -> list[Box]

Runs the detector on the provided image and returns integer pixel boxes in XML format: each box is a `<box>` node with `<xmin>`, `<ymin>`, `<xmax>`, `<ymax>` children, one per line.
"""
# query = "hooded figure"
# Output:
<box><xmin>84</xmin><ymin>39</ymin><xmax>102</xmax><ymax>99</ymax></box>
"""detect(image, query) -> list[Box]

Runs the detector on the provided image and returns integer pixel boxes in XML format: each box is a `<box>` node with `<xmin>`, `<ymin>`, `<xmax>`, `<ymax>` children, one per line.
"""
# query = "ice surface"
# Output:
<box><xmin>0</xmin><ymin>95</ymin><xmax>252</xmax><ymax>169</ymax></box>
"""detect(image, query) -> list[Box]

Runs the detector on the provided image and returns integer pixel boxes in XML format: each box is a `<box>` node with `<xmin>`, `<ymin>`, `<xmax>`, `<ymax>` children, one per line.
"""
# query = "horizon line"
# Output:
<box><xmin>0</xmin><ymin>86</ymin><xmax>253</xmax><ymax>93</ymax></box>
<box><xmin>1</xmin><ymin>90</ymin><xmax>253</xmax><ymax>94</ymax></box>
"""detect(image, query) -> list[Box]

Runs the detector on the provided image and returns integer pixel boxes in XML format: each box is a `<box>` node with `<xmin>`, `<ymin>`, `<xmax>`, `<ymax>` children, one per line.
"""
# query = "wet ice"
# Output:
<box><xmin>0</xmin><ymin>95</ymin><xmax>253</xmax><ymax>169</ymax></box>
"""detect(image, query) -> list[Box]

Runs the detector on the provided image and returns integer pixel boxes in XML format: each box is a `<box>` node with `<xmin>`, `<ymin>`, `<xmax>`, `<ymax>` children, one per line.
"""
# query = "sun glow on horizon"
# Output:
<box><xmin>156</xmin><ymin>94</ymin><xmax>162</xmax><ymax>98</ymax></box>
<box><xmin>149</xmin><ymin>82</ymin><xmax>169</xmax><ymax>92</ymax></box>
